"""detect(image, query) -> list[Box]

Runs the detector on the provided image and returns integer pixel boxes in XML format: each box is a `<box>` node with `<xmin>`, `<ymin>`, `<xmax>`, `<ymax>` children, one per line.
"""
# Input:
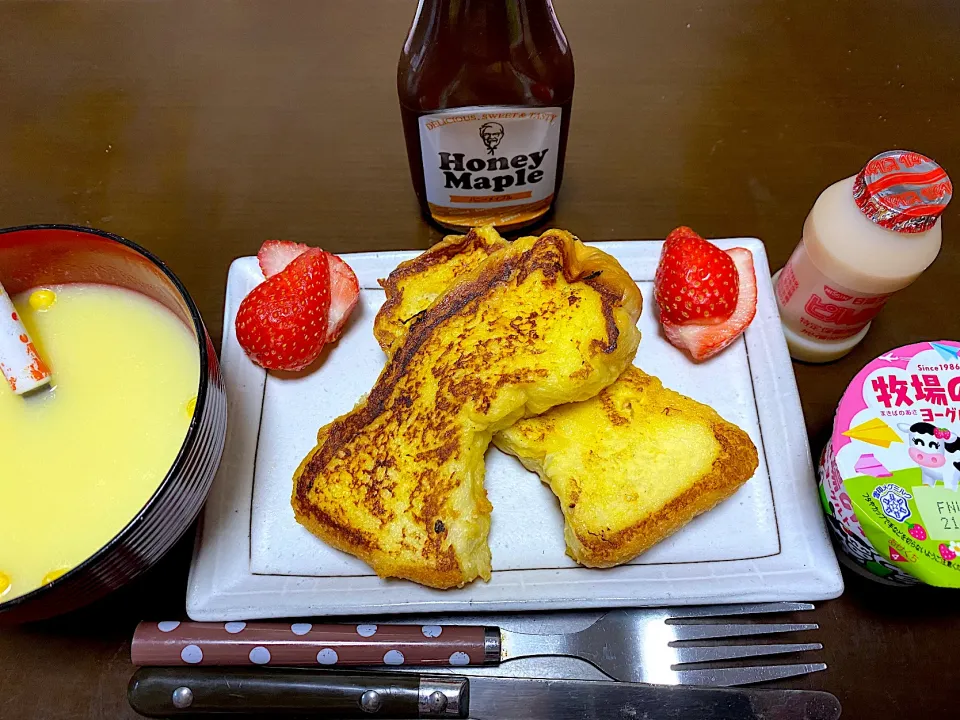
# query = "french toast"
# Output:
<box><xmin>293</xmin><ymin>230</ymin><xmax>643</xmax><ymax>588</ymax></box>
<box><xmin>494</xmin><ymin>367</ymin><xmax>758</xmax><ymax>566</ymax></box>
<box><xmin>374</xmin><ymin>227</ymin><xmax>758</xmax><ymax>567</ymax></box>
<box><xmin>374</xmin><ymin>225</ymin><xmax>508</xmax><ymax>355</ymax></box>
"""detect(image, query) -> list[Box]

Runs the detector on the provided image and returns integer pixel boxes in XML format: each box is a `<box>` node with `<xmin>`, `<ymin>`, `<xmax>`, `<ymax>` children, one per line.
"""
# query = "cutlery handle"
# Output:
<box><xmin>133</xmin><ymin>621</ymin><xmax>499</xmax><ymax>667</ymax></box>
<box><xmin>128</xmin><ymin>667</ymin><xmax>468</xmax><ymax>718</ymax></box>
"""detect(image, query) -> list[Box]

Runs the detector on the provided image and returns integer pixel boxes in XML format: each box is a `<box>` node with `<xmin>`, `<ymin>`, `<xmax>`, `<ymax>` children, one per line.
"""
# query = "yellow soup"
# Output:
<box><xmin>0</xmin><ymin>284</ymin><xmax>199</xmax><ymax>604</ymax></box>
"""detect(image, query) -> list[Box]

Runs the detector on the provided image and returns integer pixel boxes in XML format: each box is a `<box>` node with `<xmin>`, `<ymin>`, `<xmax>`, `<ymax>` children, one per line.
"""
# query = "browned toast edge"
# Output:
<box><xmin>567</xmin><ymin>420</ymin><xmax>759</xmax><ymax>567</ymax></box>
<box><xmin>374</xmin><ymin>227</ymin><xmax>507</xmax><ymax>353</ymax></box>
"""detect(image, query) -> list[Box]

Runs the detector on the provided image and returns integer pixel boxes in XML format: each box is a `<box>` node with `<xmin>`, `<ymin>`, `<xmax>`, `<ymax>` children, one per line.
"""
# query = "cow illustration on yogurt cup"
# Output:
<box><xmin>944</xmin><ymin>435</ymin><xmax>960</xmax><ymax>492</ymax></box>
<box><xmin>899</xmin><ymin>422</ymin><xmax>955</xmax><ymax>488</ymax></box>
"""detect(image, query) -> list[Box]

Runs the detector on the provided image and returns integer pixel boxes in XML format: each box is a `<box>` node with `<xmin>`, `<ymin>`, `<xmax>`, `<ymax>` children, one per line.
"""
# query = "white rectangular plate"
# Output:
<box><xmin>187</xmin><ymin>239</ymin><xmax>842</xmax><ymax>621</ymax></box>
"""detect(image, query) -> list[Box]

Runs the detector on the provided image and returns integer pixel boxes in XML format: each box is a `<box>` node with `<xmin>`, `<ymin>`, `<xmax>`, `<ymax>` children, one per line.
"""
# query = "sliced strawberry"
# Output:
<box><xmin>255</xmin><ymin>239</ymin><xmax>359</xmax><ymax>344</ymax></box>
<box><xmin>654</xmin><ymin>227</ymin><xmax>739</xmax><ymax>325</ymax></box>
<box><xmin>236</xmin><ymin>248</ymin><xmax>331</xmax><ymax>371</ymax></box>
<box><xmin>258</xmin><ymin>240</ymin><xmax>310</xmax><ymax>278</ymax></box>
<box><xmin>326</xmin><ymin>253</ymin><xmax>360</xmax><ymax>342</ymax></box>
<box><xmin>661</xmin><ymin>247</ymin><xmax>757</xmax><ymax>361</ymax></box>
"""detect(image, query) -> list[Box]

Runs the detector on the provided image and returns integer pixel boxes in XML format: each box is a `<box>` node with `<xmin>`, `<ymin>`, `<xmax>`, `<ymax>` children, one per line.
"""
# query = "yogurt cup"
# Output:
<box><xmin>819</xmin><ymin>340</ymin><xmax>960</xmax><ymax>586</ymax></box>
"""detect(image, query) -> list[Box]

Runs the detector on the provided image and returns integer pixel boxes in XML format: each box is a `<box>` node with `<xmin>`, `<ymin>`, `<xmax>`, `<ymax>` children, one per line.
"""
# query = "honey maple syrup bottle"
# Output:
<box><xmin>398</xmin><ymin>0</ymin><xmax>574</xmax><ymax>233</ymax></box>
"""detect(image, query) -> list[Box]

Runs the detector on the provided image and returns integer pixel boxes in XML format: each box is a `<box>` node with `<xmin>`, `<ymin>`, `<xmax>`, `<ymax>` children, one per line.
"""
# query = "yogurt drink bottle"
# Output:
<box><xmin>774</xmin><ymin>150</ymin><xmax>951</xmax><ymax>363</ymax></box>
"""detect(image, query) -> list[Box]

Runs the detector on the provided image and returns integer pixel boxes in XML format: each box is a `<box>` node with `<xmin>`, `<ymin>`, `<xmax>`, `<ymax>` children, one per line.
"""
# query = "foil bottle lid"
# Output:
<box><xmin>852</xmin><ymin>150</ymin><xmax>952</xmax><ymax>233</ymax></box>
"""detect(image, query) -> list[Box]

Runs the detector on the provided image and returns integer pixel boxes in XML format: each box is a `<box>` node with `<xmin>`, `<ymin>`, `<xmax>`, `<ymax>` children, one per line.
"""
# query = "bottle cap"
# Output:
<box><xmin>852</xmin><ymin>150</ymin><xmax>952</xmax><ymax>233</ymax></box>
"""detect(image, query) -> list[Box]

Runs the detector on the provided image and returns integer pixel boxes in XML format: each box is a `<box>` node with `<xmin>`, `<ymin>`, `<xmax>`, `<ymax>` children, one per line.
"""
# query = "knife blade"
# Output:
<box><xmin>128</xmin><ymin>667</ymin><xmax>841</xmax><ymax>720</ymax></box>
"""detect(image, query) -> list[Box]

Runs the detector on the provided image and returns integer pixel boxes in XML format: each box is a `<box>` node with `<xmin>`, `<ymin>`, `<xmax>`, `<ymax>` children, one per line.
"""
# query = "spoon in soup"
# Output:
<box><xmin>0</xmin><ymin>278</ymin><xmax>52</xmax><ymax>395</ymax></box>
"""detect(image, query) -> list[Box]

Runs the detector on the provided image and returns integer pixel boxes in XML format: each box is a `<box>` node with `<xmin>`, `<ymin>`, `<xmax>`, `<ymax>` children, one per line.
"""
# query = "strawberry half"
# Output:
<box><xmin>258</xmin><ymin>239</ymin><xmax>311</xmax><ymax>278</ymax></box>
<box><xmin>236</xmin><ymin>248</ymin><xmax>331</xmax><ymax>371</ymax></box>
<box><xmin>660</xmin><ymin>247</ymin><xmax>757</xmax><ymax>361</ymax></box>
<box><xmin>256</xmin><ymin>239</ymin><xmax>359</xmax><ymax>343</ymax></box>
<box><xmin>654</xmin><ymin>226</ymin><xmax>739</xmax><ymax>325</ymax></box>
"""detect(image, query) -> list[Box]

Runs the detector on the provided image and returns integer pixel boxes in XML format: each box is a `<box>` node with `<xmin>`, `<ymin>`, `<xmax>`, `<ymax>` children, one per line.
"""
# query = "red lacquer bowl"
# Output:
<box><xmin>0</xmin><ymin>225</ymin><xmax>227</xmax><ymax>623</ymax></box>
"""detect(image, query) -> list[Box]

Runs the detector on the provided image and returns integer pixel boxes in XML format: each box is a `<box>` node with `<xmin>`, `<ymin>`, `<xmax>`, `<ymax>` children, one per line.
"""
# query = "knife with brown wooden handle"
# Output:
<box><xmin>128</xmin><ymin>667</ymin><xmax>842</xmax><ymax>720</ymax></box>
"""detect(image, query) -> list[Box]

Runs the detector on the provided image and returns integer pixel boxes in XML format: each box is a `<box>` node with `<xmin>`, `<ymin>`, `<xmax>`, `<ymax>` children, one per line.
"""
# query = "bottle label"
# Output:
<box><xmin>418</xmin><ymin>106</ymin><xmax>562</xmax><ymax>229</ymax></box>
<box><xmin>775</xmin><ymin>240</ymin><xmax>891</xmax><ymax>341</ymax></box>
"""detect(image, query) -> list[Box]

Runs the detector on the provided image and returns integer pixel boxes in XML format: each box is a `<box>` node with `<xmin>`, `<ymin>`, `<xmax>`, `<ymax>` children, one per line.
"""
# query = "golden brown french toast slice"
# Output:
<box><xmin>494</xmin><ymin>367</ymin><xmax>758</xmax><ymax>566</ymax></box>
<box><xmin>374</xmin><ymin>225</ymin><xmax>508</xmax><ymax>355</ymax></box>
<box><xmin>374</xmin><ymin>229</ymin><xmax>758</xmax><ymax>567</ymax></box>
<box><xmin>293</xmin><ymin>230</ymin><xmax>642</xmax><ymax>588</ymax></box>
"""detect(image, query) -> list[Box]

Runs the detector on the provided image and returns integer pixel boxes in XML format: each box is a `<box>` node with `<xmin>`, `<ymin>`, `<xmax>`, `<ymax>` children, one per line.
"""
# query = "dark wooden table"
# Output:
<box><xmin>1</xmin><ymin>1</ymin><xmax>958</xmax><ymax>717</ymax></box>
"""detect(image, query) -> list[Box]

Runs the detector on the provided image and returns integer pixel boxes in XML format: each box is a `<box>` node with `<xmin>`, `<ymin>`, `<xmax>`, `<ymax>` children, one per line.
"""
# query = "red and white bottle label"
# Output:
<box><xmin>775</xmin><ymin>241</ymin><xmax>890</xmax><ymax>341</ymax></box>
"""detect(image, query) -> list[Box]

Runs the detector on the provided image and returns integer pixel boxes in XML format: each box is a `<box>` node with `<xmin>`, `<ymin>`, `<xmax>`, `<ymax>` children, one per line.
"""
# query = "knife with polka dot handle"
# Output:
<box><xmin>132</xmin><ymin>621</ymin><xmax>498</xmax><ymax>668</ymax></box>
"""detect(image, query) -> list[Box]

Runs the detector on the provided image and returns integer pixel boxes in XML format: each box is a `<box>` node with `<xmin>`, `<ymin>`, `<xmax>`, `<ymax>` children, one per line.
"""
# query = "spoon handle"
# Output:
<box><xmin>0</xmin><ymin>282</ymin><xmax>51</xmax><ymax>395</ymax></box>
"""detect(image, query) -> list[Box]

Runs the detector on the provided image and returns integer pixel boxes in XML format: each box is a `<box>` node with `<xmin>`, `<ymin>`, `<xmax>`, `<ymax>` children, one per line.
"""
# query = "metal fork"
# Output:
<box><xmin>134</xmin><ymin>603</ymin><xmax>824</xmax><ymax>688</ymax></box>
<box><xmin>498</xmin><ymin>602</ymin><xmax>824</xmax><ymax>686</ymax></box>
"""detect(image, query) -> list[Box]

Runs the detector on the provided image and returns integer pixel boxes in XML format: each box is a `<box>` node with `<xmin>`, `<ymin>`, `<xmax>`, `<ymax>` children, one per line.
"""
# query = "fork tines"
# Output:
<box><xmin>672</xmin><ymin>663</ymin><xmax>828</xmax><ymax>687</ymax></box>
<box><xmin>665</xmin><ymin>602</ymin><xmax>824</xmax><ymax>686</ymax></box>
<box><xmin>664</xmin><ymin>601</ymin><xmax>817</xmax><ymax>619</ymax></box>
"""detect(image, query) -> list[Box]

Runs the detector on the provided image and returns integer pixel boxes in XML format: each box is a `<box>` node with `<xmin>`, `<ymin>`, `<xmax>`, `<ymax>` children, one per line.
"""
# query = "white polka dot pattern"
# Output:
<box><xmin>383</xmin><ymin>649</ymin><xmax>405</xmax><ymax>665</ymax></box>
<box><xmin>157</xmin><ymin>621</ymin><xmax>181</xmax><ymax>633</ymax></box>
<box><xmin>449</xmin><ymin>651</ymin><xmax>470</xmax><ymax>666</ymax></box>
<box><xmin>249</xmin><ymin>646</ymin><xmax>271</xmax><ymax>665</ymax></box>
<box><xmin>180</xmin><ymin>645</ymin><xmax>203</xmax><ymax>664</ymax></box>
<box><xmin>317</xmin><ymin>648</ymin><xmax>339</xmax><ymax>665</ymax></box>
<box><xmin>135</xmin><ymin>622</ymin><xmax>490</xmax><ymax>668</ymax></box>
